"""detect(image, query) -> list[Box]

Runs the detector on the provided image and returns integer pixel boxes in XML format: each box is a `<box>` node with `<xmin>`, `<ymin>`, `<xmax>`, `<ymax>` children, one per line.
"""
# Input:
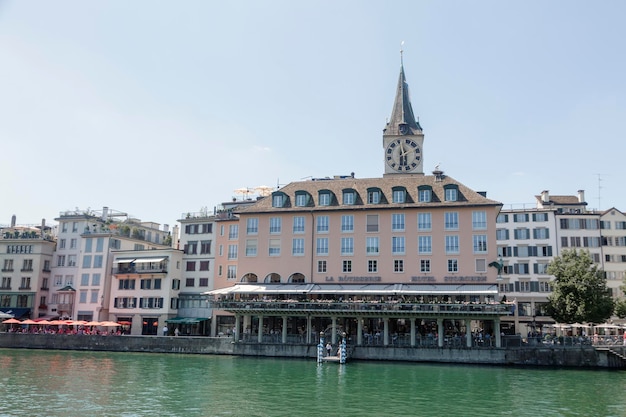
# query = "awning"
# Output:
<box><xmin>0</xmin><ymin>308</ymin><xmax>30</xmax><ymax>319</ymax></box>
<box><xmin>204</xmin><ymin>283</ymin><xmax>498</xmax><ymax>296</ymax></box>
<box><xmin>166</xmin><ymin>317</ymin><xmax>210</xmax><ymax>324</ymax></box>
<box><xmin>114</xmin><ymin>258</ymin><xmax>136</xmax><ymax>264</ymax></box>
<box><xmin>133</xmin><ymin>257</ymin><xmax>166</xmax><ymax>263</ymax></box>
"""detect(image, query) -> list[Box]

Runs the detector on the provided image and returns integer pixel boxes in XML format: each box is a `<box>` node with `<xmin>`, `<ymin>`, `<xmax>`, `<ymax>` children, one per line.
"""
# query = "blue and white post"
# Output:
<box><xmin>339</xmin><ymin>332</ymin><xmax>347</xmax><ymax>364</ymax></box>
<box><xmin>317</xmin><ymin>331</ymin><xmax>325</xmax><ymax>363</ymax></box>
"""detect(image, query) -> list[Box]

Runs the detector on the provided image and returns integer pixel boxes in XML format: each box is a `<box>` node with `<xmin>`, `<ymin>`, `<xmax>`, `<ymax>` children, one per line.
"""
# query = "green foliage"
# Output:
<box><xmin>546</xmin><ymin>249</ymin><xmax>614</xmax><ymax>324</ymax></box>
<box><xmin>615</xmin><ymin>299</ymin><xmax>626</xmax><ymax>319</ymax></box>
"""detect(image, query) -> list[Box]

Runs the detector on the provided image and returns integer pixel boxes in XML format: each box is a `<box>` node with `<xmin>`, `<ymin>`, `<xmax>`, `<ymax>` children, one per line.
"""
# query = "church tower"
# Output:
<box><xmin>383</xmin><ymin>53</ymin><xmax>424</xmax><ymax>175</ymax></box>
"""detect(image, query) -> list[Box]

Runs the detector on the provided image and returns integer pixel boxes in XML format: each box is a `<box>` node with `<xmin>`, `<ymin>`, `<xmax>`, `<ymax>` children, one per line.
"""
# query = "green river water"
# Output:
<box><xmin>0</xmin><ymin>348</ymin><xmax>624</xmax><ymax>417</ymax></box>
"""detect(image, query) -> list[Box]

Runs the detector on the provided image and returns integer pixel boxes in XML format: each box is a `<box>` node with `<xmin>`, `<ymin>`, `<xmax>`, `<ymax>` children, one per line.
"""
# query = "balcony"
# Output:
<box><xmin>113</xmin><ymin>266</ymin><xmax>168</xmax><ymax>275</ymax></box>
<box><xmin>57</xmin><ymin>303</ymin><xmax>73</xmax><ymax>311</ymax></box>
<box><xmin>1</xmin><ymin>268</ymin><xmax>13</xmax><ymax>272</ymax></box>
<box><xmin>18</xmin><ymin>286</ymin><xmax>31</xmax><ymax>290</ymax></box>
<box><xmin>21</xmin><ymin>268</ymin><xmax>33</xmax><ymax>272</ymax></box>
<box><xmin>210</xmin><ymin>300</ymin><xmax>513</xmax><ymax>318</ymax></box>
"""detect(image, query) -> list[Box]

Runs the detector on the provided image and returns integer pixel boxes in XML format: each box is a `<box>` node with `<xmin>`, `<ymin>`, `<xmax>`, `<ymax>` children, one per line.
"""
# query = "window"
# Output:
<box><xmin>445</xmin><ymin>235</ymin><xmax>459</xmax><ymax>254</ymax></box>
<box><xmin>418</xmin><ymin>236</ymin><xmax>432</xmax><ymax>254</ymax></box>
<box><xmin>448</xmin><ymin>259</ymin><xmax>458</xmax><ymax>272</ymax></box>
<box><xmin>186</xmin><ymin>261</ymin><xmax>196</xmax><ymax>271</ymax></box>
<box><xmin>418</xmin><ymin>213</ymin><xmax>431</xmax><ymax>231</ymax></box>
<box><xmin>418</xmin><ymin>187</ymin><xmax>432</xmax><ymax>202</ymax></box>
<box><xmin>392</xmin><ymin>213</ymin><xmax>405</xmax><ymax>231</ymax></box>
<box><xmin>392</xmin><ymin>189</ymin><xmax>406</xmax><ymax>203</ymax></box>
<box><xmin>533</xmin><ymin>213</ymin><xmax>549</xmax><ymax>222</ymax></box>
<box><xmin>341</xmin><ymin>237</ymin><xmax>354</xmax><ymax>255</ymax></box>
<box><xmin>317</xmin><ymin>216</ymin><xmax>329</xmax><ymax>233</ymax></box>
<box><xmin>342</xmin><ymin>260</ymin><xmax>352</xmax><ymax>273</ymax></box>
<box><xmin>514</xmin><ymin>228</ymin><xmax>530</xmax><ymax>239</ymax></box>
<box><xmin>444</xmin><ymin>212</ymin><xmax>459</xmax><ymax>230</ymax></box>
<box><xmin>95</xmin><ymin>237</ymin><xmax>104</xmax><ymax>252</ymax></box>
<box><xmin>84</xmin><ymin>239</ymin><xmax>92</xmax><ymax>252</ymax></box>
<box><xmin>444</xmin><ymin>187</ymin><xmax>458</xmax><ymax>202</ymax></box>
<box><xmin>68</xmin><ymin>255</ymin><xmax>77</xmax><ymax>267</ymax></box>
<box><xmin>93</xmin><ymin>255</ymin><xmax>103</xmax><ymax>268</ymax></box>
<box><xmin>319</xmin><ymin>192</ymin><xmax>331</xmax><ymax>206</ymax></box>
<box><xmin>366</xmin><ymin>214</ymin><xmax>379</xmax><ymax>232</ymax></box>
<box><xmin>2</xmin><ymin>259</ymin><xmax>13</xmax><ymax>271</ymax></box>
<box><xmin>81</xmin><ymin>274</ymin><xmax>89</xmax><ymax>286</ymax></box>
<box><xmin>270</xmin><ymin>217</ymin><xmax>282</xmax><ymax>234</ymax></box>
<box><xmin>341</xmin><ymin>215</ymin><xmax>354</xmax><ymax>232</ymax></box>
<box><xmin>92</xmin><ymin>273</ymin><xmax>101</xmax><ymax>286</ymax></box>
<box><xmin>533</xmin><ymin>228</ymin><xmax>550</xmax><ymax>239</ymax></box>
<box><xmin>473</xmin><ymin>235</ymin><xmax>487</xmax><ymax>253</ymax></box>
<box><xmin>70</xmin><ymin>238</ymin><xmax>77</xmax><ymax>249</ymax></box>
<box><xmin>199</xmin><ymin>278</ymin><xmax>209</xmax><ymax>287</ymax></box>
<box><xmin>295</xmin><ymin>193</ymin><xmax>308</xmax><ymax>207</ymax></box>
<box><xmin>139</xmin><ymin>297</ymin><xmax>164</xmax><ymax>309</ymax></box>
<box><xmin>185</xmin><ymin>278</ymin><xmax>195</xmax><ymax>287</ymax></box>
<box><xmin>342</xmin><ymin>191</ymin><xmax>355</xmax><ymax>205</ymax></box>
<box><xmin>1</xmin><ymin>277</ymin><xmax>10</xmax><ymax>289</ymax></box>
<box><xmin>535</xmin><ymin>263</ymin><xmax>549</xmax><ymax>274</ymax></box>
<box><xmin>118</xmin><ymin>279</ymin><xmax>136</xmax><ymax>290</ymax></box>
<box><xmin>228</xmin><ymin>225</ymin><xmax>239</xmax><ymax>240</ymax></box>
<box><xmin>420</xmin><ymin>259</ymin><xmax>431</xmax><ymax>273</ymax></box>
<box><xmin>79</xmin><ymin>290</ymin><xmax>87</xmax><ymax>303</ymax></box>
<box><xmin>513</xmin><ymin>213</ymin><xmax>529</xmax><ymax>223</ymax></box>
<box><xmin>293</xmin><ymin>216</ymin><xmax>305</xmax><ymax>233</ymax></box>
<box><xmin>394</xmin><ymin>259</ymin><xmax>404</xmax><ymax>272</ymax></box>
<box><xmin>472</xmin><ymin>211</ymin><xmax>487</xmax><ymax>229</ymax></box>
<box><xmin>476</xmin><ymin>259</ymin><xmax>486</xmax><ymax>272</ymax></box>
<box><xmin>82</xmin><ymin>255</ymin><xmax>92</xmax><ymax>269</ymax></box>
<box><xmin>292</xmin><ymin>238</ymin><xmax>305</xmax><ymax>255</ymax></box>
<box><xmin>366</xmin><ymin>237</ymin><xmax>379</xmax><ymax>255</ymax></box>
<box><xmin>200</xmin><ymin>261</ymin><xmax>210</xmax><ymax>271</ymax></box>
<box><xmin>245</xmin><ymin>239</ymin><xmax>257</xmax><ymax>257</ymax></box>
<box><xmin>227</xmin><ymin>245</ymin><xmax>238</xmax><ymax>260</ymax></box>
<box><xmin>392</xmin><ymin>236</ymin><xmax>405</xmax><ymax>254</ymax></box>
<box><xmin>227</xmin><ymin>265</ymin><xmax>237</xmax><ymax>279</ymax></box>
<box><xmin>496</xmin><ymin>229</ymin><xmax>509</xmax><ymax>240</ymax></box>
<box><xmin>141</xmin><ymin>279</ymin><xmax>153</xmax><ymax>289</ymax></box>
<box><xmin>272</xmin><ymin>194</ymin><xmax>285</xmax><ymax>207</ymax></box>
<box><xmin>368</xmin><ymin>190</ymin><xmax>381</xmax><ymax>204</ymax></box>
<box><xmin>497</xmin><ymin>214</ymin><xmax>509</xmax><ymax>223</ymax></box>
<box><xmin>72</xmin><ymin>222</ymin><xmax>78</xmax><ymax>232</ymax></box>
<box><xmin>185</xmin><ymin>241</ymin><xmax>198</xmax><ymax>255</ymax></box>
<box><xmin>317</xmin><ymin>260</ymin><xmax>327</xmax><ymax>273</ymax></box>
<box><xmin>246</xmin><ymin>218</ymin><xmax>258</xmax><ymax>235</ymax></box>
<box><xmin>90</xmin><ymin>290</ymin><xmax>99</xmax><ymax>303</ymax></box>
<box><xmin>368</xmin><ymin>260</ymin><xmax>378</xmax><ymax>272</ymax></box>
<box><xmin>269</xmin><ymin>239</ymin><xmax>281</xmax><ymax>256</ymax></box>
<box><xmin>200</xmin><ymin>240</ymin><xmax>212</xmax><ymax>254</ymax></box>
<box><xmin>202</xmin><ymin>223</ymin><xmax>213</xmax><ymax>234</ymax></box>
<box><xmin>316</xmin><ymin>238</ymin><xmax>329</xmax><ymax>255</ymax></box>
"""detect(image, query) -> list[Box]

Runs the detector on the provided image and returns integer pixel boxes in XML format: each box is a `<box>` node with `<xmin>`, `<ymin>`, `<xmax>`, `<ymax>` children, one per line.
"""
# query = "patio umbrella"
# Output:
<box><xmin>2</xmin><ymin>318</ymin><xmax>21</xmax><ymax>324</ymax></box>
<box><xmin>84</xmin><ymin>321</ymin><xmax>102</xmax><ymax>326</ymax></box>
<box><xmin>36</xmin><ymin>320</ymin><xmax>52</xmax><ymax>325</ymax></box>
<box><xmin>99</xmin><ymin>321</ymin><xmax>121</xmax><ymax>327</ymax></box>
<box><xmin>21</xmin><ymin>319</ymin><xmax>38</xmax><ymax>325</ymax></box>
<box><xmin>0</xmin><ymin>311</ymin><xmax>14</xmax><ymax>319</ymax></box>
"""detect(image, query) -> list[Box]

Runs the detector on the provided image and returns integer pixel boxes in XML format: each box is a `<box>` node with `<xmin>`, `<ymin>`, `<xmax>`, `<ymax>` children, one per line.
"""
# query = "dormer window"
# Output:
<box><xmin>272</xmin><ymin>192</ymin><xmax>287</xmax><ymax>208</ymax></box>
<box><xmin>418</xmin><ymin>185</ymin><xmax>432</xmax><ymax>202</ymax></box>
<box><xmin>294</xmin><ymin>191</ymin><xmax>311</xmax><ymax>207</ymax></box>
<box><xmin>318</xmin><ymin>190</ymin><xmax>334</xmax><ymax>206</ymax></box>
<box><xmin>342</xmin><ymin>190</ymin><xmax>356</xmax><ymax>205</ymax></box>
<box><xmin>392</xmin><ymin>186</ymin><xmax>407</xmax><ymax>203</ymax></box>
<box><xmin>444</xmin><ymin>185</ymin><xmax>459</xmax><ymax>202</ymax></box>
<box><xmin>366</xmin><ymin>187</ymin><xmax>383</xmax><ymax>204</ymax></box>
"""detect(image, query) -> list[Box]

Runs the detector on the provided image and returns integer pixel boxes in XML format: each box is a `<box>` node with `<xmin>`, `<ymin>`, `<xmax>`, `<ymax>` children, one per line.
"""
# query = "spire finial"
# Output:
<box><xmin>400</xmin><ymin>41</ymin><xmax>405</xmax><ymax>66</ymax></box>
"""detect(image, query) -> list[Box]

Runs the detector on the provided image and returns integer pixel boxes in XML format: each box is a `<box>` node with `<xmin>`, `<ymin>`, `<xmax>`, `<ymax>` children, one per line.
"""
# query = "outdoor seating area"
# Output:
<box><xmin>1</xmin><ymin>317</ymin><xmax>126</xmax><ymax>335</ymax></box>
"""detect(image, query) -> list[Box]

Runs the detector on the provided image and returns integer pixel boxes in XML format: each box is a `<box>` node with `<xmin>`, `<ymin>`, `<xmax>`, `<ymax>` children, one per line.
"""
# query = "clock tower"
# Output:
<box><xmin>383</xmin><ymin>56</ymin><xmax>424</xmax><ymax>175</ymax></box>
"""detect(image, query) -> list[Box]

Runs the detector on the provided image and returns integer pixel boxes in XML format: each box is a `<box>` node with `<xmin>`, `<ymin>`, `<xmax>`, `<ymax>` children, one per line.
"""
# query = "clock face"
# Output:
<box><xmin>386</xmin><ymin>138</ymin><xmax>421</xmax><ymax>172</ymax></box>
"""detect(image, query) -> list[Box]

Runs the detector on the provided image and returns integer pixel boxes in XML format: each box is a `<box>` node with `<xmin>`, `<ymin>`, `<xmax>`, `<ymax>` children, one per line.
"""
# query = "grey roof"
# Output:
<box><xmin>237</xmin><ymin>173</ymin><xmax>501</xmax><ymax>214</ymax></box>
<box><xmin>384</xmin><ymin>64</ymin><xmax>422</xmax><ymax>135</ymax></box>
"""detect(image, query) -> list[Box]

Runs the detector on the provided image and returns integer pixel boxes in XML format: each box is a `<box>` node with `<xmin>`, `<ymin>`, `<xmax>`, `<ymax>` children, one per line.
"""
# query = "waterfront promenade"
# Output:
<box><xmin>1</xmin><ymin>332</ymin><xmax>624</xmax><ymax>369</ymax></box>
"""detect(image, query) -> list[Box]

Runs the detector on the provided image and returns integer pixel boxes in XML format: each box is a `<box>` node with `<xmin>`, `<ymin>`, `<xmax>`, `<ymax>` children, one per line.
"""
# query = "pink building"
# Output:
<box><xmin>208</xmin><ymin>60</ymin><xmax>509</xmax><ymax>349</ymax></box>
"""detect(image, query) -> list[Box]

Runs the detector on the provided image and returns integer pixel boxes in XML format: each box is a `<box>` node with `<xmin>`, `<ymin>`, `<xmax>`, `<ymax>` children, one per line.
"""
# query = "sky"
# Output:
<box><xmin>1</xmin><ymin>1</ymin><xmax>625</xmax><ymax>228</ymax></box>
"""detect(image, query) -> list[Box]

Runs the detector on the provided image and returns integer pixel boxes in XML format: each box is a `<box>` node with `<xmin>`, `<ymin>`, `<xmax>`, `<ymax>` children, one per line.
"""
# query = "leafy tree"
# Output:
<box><xmin>546</xmin><ymin>249</ymin><xmax>614</xmax><ymax>324</ymax></box>
<box><xmin>614</xmin><ymin>280</ymin><xmax>626</xmax><ymax>318</ymax></box>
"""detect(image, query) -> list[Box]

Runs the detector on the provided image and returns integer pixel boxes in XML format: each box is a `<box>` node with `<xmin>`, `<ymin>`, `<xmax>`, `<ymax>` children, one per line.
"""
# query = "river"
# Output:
<box><xmin>0</xmin><ymin>348</ymin><xmax>624</xmax><ymax>417</ymax></box>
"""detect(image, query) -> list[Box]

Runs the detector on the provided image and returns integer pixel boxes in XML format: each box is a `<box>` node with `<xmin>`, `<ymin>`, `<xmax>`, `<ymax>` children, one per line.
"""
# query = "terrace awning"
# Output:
<box><xmin>165</xmin><ymin>317</ymin><xmax>210</xmax><ymax>324</ymax></box>
<box><xmin>133</xmin><ymin>257</ymin><xmax>166</xmax><ymax>263</ymax></box>
<box><xmin>205</xmin><ymin>283</ymin><xmax>498</xmax><ymax>296</ymax></box>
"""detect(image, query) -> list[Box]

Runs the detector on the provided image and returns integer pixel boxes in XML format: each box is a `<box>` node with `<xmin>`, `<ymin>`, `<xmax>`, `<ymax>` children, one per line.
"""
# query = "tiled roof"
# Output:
<box><xmin>535</xmin><ymin>195</ymin><xmax>583</xmax><ymax>205</ymax></box>
<box><xmin>237</xmin><ymin>173</ymin><xmax>501</xmax><ymax>214</ymax></box>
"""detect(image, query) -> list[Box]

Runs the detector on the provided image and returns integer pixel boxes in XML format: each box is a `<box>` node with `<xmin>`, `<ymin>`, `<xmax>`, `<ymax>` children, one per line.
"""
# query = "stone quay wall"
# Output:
<box><xmin>0</xmin><ymin>333</ymin><xmax>623</xmax><ymax>369</ymax></box>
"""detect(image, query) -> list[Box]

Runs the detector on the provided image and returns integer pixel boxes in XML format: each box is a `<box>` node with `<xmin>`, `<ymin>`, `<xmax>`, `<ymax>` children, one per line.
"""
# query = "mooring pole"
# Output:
<box><xmin>317</xmin><ymin>331</ymin><xmax>325</xmax><ymax>363</ymax></box>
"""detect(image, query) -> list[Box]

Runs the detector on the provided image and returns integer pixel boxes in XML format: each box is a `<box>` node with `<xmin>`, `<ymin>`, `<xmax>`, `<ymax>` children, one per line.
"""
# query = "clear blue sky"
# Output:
<box><xmin>1</xmin><ymin>1</ymin><xmax>625</xmax><ymax>227</ymax></box>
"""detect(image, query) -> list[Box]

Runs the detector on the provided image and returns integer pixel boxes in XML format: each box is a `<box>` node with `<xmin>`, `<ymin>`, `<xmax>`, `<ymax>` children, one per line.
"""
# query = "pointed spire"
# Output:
<box><xmin>384</xmin><ymin>46</ymin><xmax>422</xmax><ymax>135</ymax></box>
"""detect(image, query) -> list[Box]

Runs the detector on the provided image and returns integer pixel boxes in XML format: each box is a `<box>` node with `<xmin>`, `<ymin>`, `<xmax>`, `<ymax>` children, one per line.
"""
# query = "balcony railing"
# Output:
<box><xmin>113</xmin><ymin>266</ymin><xmax>168</xmax><ymax>275</ymax></box>
<box><xmin>211</xmin><ymin>300</ymin><xmax>513</xmax><ymax>317</ymax></box>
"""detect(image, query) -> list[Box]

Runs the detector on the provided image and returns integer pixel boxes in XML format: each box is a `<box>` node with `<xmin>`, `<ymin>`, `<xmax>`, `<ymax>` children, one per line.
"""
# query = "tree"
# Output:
<box><xmin>613</xmin><ymin>279</ymin><xmax>626</xmax><ymax>318</ymax></box>
<box><xmin>546</xmin><ymin>249</ymin><xmax>614</xmax><ymax>324</ymax></box>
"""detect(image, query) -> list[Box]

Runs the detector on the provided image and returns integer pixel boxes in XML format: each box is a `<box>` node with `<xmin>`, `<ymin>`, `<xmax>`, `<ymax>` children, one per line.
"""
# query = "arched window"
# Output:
<box><xmin>264</xmin><ymin>273</ymin><xmax>281</xmax><ymax>283</ymax></box>
<box><xmin>241</xmin><ymin>273</ymin><xmax>258</xmax><ymax>283</ymax></box>
<box><xmin>289</xmin><ymin>273</ymin><xmax>305</xmax><ymax>283</ymax></box>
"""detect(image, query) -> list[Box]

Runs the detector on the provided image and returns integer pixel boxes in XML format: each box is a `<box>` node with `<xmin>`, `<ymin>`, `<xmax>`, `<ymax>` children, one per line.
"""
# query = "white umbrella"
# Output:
<box><xmin>0</xmin><ymin>311</ymin><xmax>14</xmax><ymax>319</ymax></box>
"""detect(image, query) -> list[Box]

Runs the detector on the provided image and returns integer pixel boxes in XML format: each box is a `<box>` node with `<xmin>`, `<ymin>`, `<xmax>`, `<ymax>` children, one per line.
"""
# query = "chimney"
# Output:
<box><xmin>10</xmin><ymin>215</ymin><xmax>16</xmax><ymax>227</ymax></box>
<box><xmin>102</xmin><ymin>206</ymin><xmax>109</xmax><ymax>221</ymax></box>
<box><xmin>163</xmin><ymin>224</ymin><xmax>169</xmax><ymax>233</ymax></box>
<box><xmin>577</xmin><ymin>190</ymin><xmax>585</xmax><ymax>203</ymax></box>
<box><xmin>172</xmin><ymin>225</ymin><xmax>179</xmax><ymax>249</ymax></box>
<box><xmin>541</xmin><ymin>190</ymin><xmax>550</xmax><ymax>203</ymax></box>
<box><xmin>41</xmin><ymin>218</ymin><xmax>46</xmax><ymax>230</ymax></box>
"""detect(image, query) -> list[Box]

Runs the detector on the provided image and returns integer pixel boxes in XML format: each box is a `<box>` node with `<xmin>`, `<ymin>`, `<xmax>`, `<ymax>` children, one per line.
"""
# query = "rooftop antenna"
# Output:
<box><xmin>400</xmin><ymin>41</ymin><xmax>404</xmax><ymax>65</ymax></box>
<box><xmin>597</xmin><ymin>173</ymin><xmax>606</xmax><ymax>210</ymax></box>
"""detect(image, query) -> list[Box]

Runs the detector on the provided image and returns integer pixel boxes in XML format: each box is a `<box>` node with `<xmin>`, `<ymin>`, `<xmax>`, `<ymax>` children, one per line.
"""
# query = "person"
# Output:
<box><xmin>623</xmin><ymin>330</ymin><xmax>626</xmax><ymax>346</ymax></box>
<box><xmin>326</xmin><ymin>342</ymin><xmax>332</xmax><ymax>356</ymax></box>
<box><xmin>162</xmin><ymin>325</ymin><xmax>168</xmax><ymax>336</ymax></box>
<box><xmin>174</xmin><ymin>327</ymin><xmax>180</xmax><ymax>337</ymax></box>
